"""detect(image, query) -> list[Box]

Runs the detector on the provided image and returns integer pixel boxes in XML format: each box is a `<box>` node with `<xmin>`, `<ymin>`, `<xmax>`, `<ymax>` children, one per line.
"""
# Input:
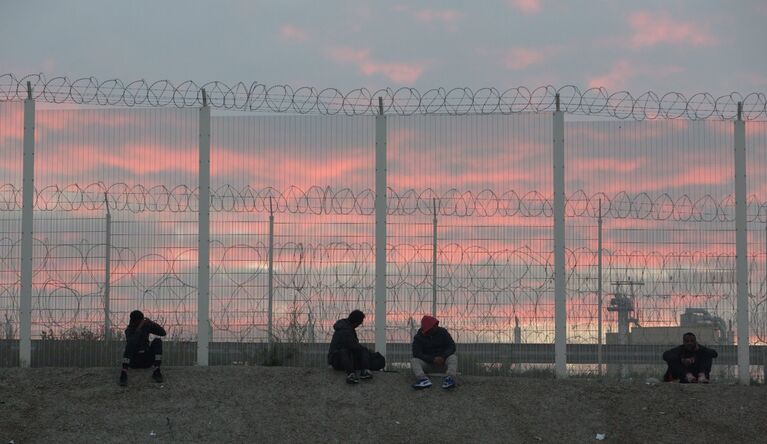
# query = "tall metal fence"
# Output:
<box><xmin>0</xmin><ymin>75</ymin><xmax>766</xmax><ymax>383</ymax></box>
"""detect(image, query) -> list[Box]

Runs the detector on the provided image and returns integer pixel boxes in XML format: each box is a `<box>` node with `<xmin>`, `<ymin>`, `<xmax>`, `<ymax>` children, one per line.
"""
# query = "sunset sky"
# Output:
<box><xmin>0</xmin><ymin>1</ymin><xmax>766</xmax><ymax>346</ymax></box>
<box><xmin>1</xmin><ymin>0</ymin><xmax>766</xmax><ymax>94</ymax></box>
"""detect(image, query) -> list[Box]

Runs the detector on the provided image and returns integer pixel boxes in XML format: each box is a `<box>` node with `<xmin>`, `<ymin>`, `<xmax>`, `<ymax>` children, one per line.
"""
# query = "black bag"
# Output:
<box><xmin>369</xmin><ymin>351</ymin><xmax>386</xmax><ymax>371</ymax></box>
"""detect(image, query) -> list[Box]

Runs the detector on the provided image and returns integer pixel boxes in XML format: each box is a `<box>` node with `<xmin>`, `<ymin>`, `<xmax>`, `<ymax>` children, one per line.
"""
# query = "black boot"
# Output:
<box><xmin>119</xmin><ymin>370</ymin><xmax>128</xmax><ymax>386</ymax></box>
<box><xmin>152</xmin><ymin>368</ymin><xmax>163</xmax><ymax>383</ymax></box>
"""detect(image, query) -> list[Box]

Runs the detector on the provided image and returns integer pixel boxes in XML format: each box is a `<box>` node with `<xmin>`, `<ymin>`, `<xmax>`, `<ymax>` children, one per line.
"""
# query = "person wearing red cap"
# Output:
<box><xmin>411</xmin><ymin>315</ymin><xmax>457</xmax><ymax>389</ymax></box>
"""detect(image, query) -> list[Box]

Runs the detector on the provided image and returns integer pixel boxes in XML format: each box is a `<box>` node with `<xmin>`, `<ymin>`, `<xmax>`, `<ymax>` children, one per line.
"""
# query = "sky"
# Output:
<box><xmin>1</xmin><ymin>0</ymin><xmax>766</xmax><ymax>344</ymax></box>
<box><xmin>1</xmin><ymin>0</ymin><xmax>766</xmax><ymax>94</ymax></box>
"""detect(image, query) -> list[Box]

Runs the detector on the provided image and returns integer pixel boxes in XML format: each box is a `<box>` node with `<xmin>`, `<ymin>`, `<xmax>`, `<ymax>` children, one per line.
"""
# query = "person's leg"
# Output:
<box><xmin>331</xmin><ymin>350</ymin><xmax>359</xmax><ymax>383</ymax></box>
<box><xmin>445</xmin><ymin>354</ymin><xmax>458</xmax><ymax>377</ymax></box>
<box><xmin>696</xmin><ymin>352</ymin><xmax>714</xmax><ymax>379</ymax></box>
<box><xmin>351</xmin><ymin>348</ymin><xmax>370</xmax><ymax>371</ymax></box>
<box><xmin>411</xmin><ymin>357</ymin><xmax>430</xmax><ymax>379</ymax></box>
<box><xmin>149</xmin><ymin>339</ymin><xmax>163</xmax><ymax>382</ymax></box>
<box><xmin>352</xmin><ymin>348</ymin><xmax>373</xmax><ymax>379</ymax></box>
<box><xmin>411</xmin><ymin>357</ymin><xmax>433</xmax><ymax>388</ymax></box>
<box><xmin>664</xmin><ymin>358</ymin><xmax>688</xmax><ymax>382</ymax></box>
<box><xmin>685</xmin><ymin>353</ymin><xmax>713</xmax><ymax>383</ymax></box>
<box><xmin>119</xmin><ymin>346</ymin><xmax>131</xmax><ymax>386</ymax></box>
<box><xmin>149</xmin><ymin>338</ymin><xmax>163</xmax><ymax>367</ymax></box>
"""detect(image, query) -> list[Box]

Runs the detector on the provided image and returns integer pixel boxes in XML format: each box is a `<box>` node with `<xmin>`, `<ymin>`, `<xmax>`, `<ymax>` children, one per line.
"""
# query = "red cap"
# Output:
<box><xmin>420</xmin><ymin>315</ymin><xmax>439</xmax><ymax>334</ymax></box>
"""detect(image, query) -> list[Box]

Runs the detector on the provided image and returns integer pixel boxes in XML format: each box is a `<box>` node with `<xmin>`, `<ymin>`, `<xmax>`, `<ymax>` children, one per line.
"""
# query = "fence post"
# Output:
<box><xmin>267</xmin><ymin>197</ymin><xmax>275</xmax><ymax>348</ymax></box>
<box><xmin>197</xmin><ymin>90</ymin><xmax>211</xmax><ymax>366</ymax></box>
<box><xmin>734</xmin><ymin>102</ymin><xmax>749</xmax><ymax>385</ymax></box>
<box><xmin>432</xmin><ymin>198</ymin><xmax>438</xmax><ymax>317</ymax></box>
<box><xmin>375</xmin><ymin>97</ymin><xmax>387</xmax><ymax>359</ymax></box>
<box><xmin>19</xmin><ymin>82</ymin><xmax>35</xmax><ymax>367</ymax></box>
<box><xmin>553</xmin><ymin>94</ymin><xmax>567</xmax><ymax>378</ymax></box>
<box><xmin>103</xmin><ymin>192</ymin><xmax>112</xmax><ymax>340</ymax></box>
<box><xmin>597</xmin><ymin>199</ymin><xmax>603</xmax><ymax>377</ymax></box>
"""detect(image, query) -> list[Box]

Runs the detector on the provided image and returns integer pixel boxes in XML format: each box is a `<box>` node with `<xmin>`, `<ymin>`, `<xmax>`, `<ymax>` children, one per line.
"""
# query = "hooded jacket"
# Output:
<box><xmin>123</xmin><ymin>319</ymin><xmax>166</xmax><ymax>359</ymax></box>
<box><xmin>412</xmin><ymin>325</ymin><xmax>456</xmax><ymax>364</ymax></box>
<box><xmin>327</xmin><ymin>318</ymin><xmax>364</xmax><ymax>363</ymax></box>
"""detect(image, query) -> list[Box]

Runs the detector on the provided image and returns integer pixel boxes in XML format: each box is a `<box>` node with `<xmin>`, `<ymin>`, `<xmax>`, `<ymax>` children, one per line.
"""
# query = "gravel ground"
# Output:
<box><xmin>1</xmin><ymin>366</ymin><xmax>765</xmax><ymax>443</ymax></box>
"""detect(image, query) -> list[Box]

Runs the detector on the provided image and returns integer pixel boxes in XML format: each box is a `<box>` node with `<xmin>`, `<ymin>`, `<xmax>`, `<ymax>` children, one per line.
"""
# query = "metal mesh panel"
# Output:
<box><xmin>388</xmin><ymin>114</ymin><xmax>553</xmax><ymax>375</ymax></box>
<box><xmin>566</xmin><ymin>120</ymin><xmax>737</xmax><ymax>379</ymax></box>
<box><xmin>0</xmin><ymin>103</ymin><xmax>23</xmax><ymax>365</ymax></box>
<box><xmin>210</xmin><ymin>115</ymin><xmax>375</xmax><ymax>365</ymax></box>
<box><xmin>747</xmin><ymin>123</ymin><xmax>767</xmax><ymax>351</ymax></box>
<box><xmin>31</xmin><ymin>108</ymin><xmax>198</xmax><ymax>366</ymax></box>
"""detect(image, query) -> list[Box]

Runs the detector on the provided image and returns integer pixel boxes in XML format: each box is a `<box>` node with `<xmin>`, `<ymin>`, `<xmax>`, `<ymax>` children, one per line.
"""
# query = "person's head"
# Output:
<box><xmin>420</xmin><ymin>315</ymin><xmax>439</xmax><ymax>335</ymax></box>
<box><xmin>683</xmin><ymin>332</ymin><xmax>697</xmax><ymax>351</ymax></box>
<box><xmin>348</xmin><ymin>309</ymin><xmax>365</xmax><ymax>328</ymax></box>
<box><xmin>129</xmin><ymin>310</ymin><xmax>144</xmax><ymax>327</ymax></box>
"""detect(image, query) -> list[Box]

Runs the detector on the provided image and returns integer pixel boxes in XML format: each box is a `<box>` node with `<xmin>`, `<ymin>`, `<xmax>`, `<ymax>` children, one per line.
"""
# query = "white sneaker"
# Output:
<box><xmin>697</xmin><ymin>373</ymin><xmax>709</xmax><ymax>384</ymax></box>
<box><xmin>412</xmin><ymin>377</ymin><xmax>432</xmax><ymax>389</ymax></box>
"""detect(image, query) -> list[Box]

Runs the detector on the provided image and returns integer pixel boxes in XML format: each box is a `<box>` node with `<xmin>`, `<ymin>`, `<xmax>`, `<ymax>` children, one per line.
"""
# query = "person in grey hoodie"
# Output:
<box><xmin>327</xmin><ymin>310</ymin><xmax>373</xmax><ymax>384</ymax></box>
<box><xmin>411</xmin><ymin>315</ymin><xmax>457</xmax><ymax>389</ymax></box>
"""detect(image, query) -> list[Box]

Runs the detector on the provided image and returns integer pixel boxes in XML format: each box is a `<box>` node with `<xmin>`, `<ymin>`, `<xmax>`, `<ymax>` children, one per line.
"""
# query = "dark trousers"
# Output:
<box><xmin>124</xmin><ymin>338</ymin><xmax>163</xmax><ymax>369</ymax></box>
<box><xmin>329</xmin><ymin>348</ymin><xmax>369</xmax><ymax>373</ymax></box>
<box><xmin>664</xmin><ymin>353</ymin><xmax>713</xmax><ymax>382</ymax></box>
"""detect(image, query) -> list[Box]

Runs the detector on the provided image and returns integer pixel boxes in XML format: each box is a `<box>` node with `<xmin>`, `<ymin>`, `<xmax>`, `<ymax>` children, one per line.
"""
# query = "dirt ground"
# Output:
<box><xmin>0</xmin><ymin>366</ymin><xmax>764</xmax><ymax>443</ymax></box>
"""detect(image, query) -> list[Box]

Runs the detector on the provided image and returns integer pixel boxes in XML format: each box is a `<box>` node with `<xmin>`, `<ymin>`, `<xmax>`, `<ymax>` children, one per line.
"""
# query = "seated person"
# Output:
<box><xmin>119</xmin><ymin>310</ymin><xmax>166</xmax><ymax>386</ymax></box>
<box><xmin>327</xmin><ymin>309</ymin><xmax>373</xmax><ymax>384</ymax></box>
<box><xmin>411</xmin><ymin>315</ymin><xmax>457</xmax><ymax>389</ymax></box>
<box><xmin>662</xmin><ymin>332</ymin><xmax>718</xmax><ymax>383</ymax></box>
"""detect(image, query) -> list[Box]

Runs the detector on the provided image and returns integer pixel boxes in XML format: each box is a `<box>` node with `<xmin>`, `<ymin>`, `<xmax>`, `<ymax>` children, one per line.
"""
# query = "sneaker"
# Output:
<box><xmin>152</xmin><ymin>368</ymin><xmax>164</xmax><ymax>383</ymax></box>
<box><xmin>684</xmin><ymin>372</ymin><xmax>697</xmax><ymax>383</ymax></box>
<box><xmin>119</xmin><ymin>371</ymin><xmax>128</xmax><ymax>387</ymax></box>
<box><xmin>697</xmin><ymin>373</ymin><xmax>709</xmax><ymax>384</ymax></box>
<box><xmin>441</xmin><ymin>375</ymin><xmax>456</xmax><ymax>389</ymax></box>
<box><xmin>412</xmin><ymin>377</ymin><xmax>432</xmax><ymax>389</ymax></box>
<box><xmin>346</xmin><ymin>372</ymin><xmax>360</xmax><ymax>384</ymax></box>
<box><xmin>359</xmin><ymin>369</ymin><xmax>373</xmax><ymax>380</ymax></box>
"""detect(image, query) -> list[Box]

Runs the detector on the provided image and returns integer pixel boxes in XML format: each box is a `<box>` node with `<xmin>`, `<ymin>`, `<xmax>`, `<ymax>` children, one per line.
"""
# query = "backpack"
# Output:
<box><xmin>369</xmin><ymin>351</ymin><xmax>386</xmax><ymax>371</ymax></box>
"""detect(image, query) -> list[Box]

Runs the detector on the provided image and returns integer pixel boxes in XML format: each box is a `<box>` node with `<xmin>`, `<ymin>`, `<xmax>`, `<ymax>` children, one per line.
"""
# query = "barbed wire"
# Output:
<box><xmin>1</xmin><ymin>73</ymin><xmax>765</xmax><ymax>120</ymax></box>
<box><xmin>1</xmin><ymin>183</ymin><xmax>765</xmax><ymax>222</ymax></box>
<box><xmin>1</xmin><ymin>236</ymin><xmax>765</xmax><ymax>343</ymax></box>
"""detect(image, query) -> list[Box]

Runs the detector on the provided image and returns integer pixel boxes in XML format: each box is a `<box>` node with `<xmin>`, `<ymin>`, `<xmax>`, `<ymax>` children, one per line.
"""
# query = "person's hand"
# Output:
<box><xmin>433</xmin><ymin>356</ymin><xmax>445</xmax><ymax>366</ymax></box>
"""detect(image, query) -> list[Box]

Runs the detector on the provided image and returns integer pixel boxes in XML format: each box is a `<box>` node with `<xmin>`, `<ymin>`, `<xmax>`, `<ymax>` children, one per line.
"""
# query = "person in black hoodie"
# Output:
<box><xmin>119</xmin><ymin>310</ymin><xmax>166</xmax><ymax>386</ymax></box>
<box><xmin>327</xmin><ymin>309</ymin><xmax>373</xmax><ymax>384</ymax></box>
<box><xmin>411</xmin><ymin>315</ymin><xmax>457</xmax><ymax>390</ymax></box>
<box><xmin>662</xmin><ymin>332</ymin><xmax>718</xmax><ymax>383</ymax></box>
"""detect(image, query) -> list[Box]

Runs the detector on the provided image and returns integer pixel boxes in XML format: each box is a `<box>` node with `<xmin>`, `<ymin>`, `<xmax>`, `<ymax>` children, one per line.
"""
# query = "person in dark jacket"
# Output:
<box><xmin>119</xmin><ymin>310</ymin><xmax>166</xmax><ymax>386</ymax></box>
<box><xmin>662</xmin><ymin>332</ymin><xmax>718</xmax><ymax>383</ymax></box>
<box><xmin>327</xmin><ymin>309</ymin><xmax>373</xmax><ymax>384</ymax></box>
<box><xmin>411</xmin><ymin>315</ymin><xmax>457</xmax><ymax>389</ymax></box>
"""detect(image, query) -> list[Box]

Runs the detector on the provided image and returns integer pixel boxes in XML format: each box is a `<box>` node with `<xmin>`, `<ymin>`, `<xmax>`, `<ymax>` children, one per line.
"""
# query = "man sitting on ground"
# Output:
<box><xmin>411</xmin><ymin>315</ymin><xmax>458</xmax><ymax>389</ymax></box>
<box><xmin>662</xmin><ymin>332</ymin><xmax>718</xmax><ymax>383</ymax></box>
<box><xmin>119</xmin><ymin>310</ymin><xmax>166</xmax><ymax>386</ymax></box>
<box><xmin>327</xmin><ymin>309</ymin><xmax>373</xmax><ymax>384</ymax></box>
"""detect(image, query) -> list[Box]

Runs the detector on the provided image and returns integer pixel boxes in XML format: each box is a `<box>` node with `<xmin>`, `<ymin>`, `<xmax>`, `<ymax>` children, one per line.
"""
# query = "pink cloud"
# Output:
<box><xmin>279</xmin><ymin>24</ymin><xmax>307</xmax><ymax>42</ymax></box>
<box><xmin>393</xmin><ymin>5</ymin><xmax>462</xmax><ymax>24</ymax></box>
<box><xmin>588</xmin><ymin>60</ymin><xmax>634</xmax><ymax>90</ymax></box>
<box><xmin>508</xmin><ymin>0</ymin><xmax>541</xmax><ymax>14</ymax></box>
<box><xmin>628</xmin><ymin>11</ymin><xmax>718</xmax><ymax>48</ymax></box>
<box><xmin>328</xmin><ymin>47</ymin><xmax>425</xmax><ymax>84</ymax></box>
<box><xmin>571</xmin><ymin>157</ymin><xmax>645</xmax><ymax>174</ymax></box>
<box><xmin>504</xmin><ymin>47</ymin><xmax>546</xmax><ymax>70</ymax></box>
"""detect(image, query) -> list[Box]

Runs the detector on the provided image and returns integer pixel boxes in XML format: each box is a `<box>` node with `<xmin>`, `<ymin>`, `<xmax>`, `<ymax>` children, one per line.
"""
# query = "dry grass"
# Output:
<box><xmin>1</xmin><ymin>366</ymin><xmax>764</xmax><ymax>443</ymax></box>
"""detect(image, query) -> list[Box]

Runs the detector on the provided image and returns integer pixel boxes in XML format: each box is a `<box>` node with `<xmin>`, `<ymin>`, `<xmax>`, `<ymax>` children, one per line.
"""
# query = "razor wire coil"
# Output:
<box><xmin>2</xmin><ymin>73</ymin><xmax>765</xmax><ymax>120</ymax></box>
